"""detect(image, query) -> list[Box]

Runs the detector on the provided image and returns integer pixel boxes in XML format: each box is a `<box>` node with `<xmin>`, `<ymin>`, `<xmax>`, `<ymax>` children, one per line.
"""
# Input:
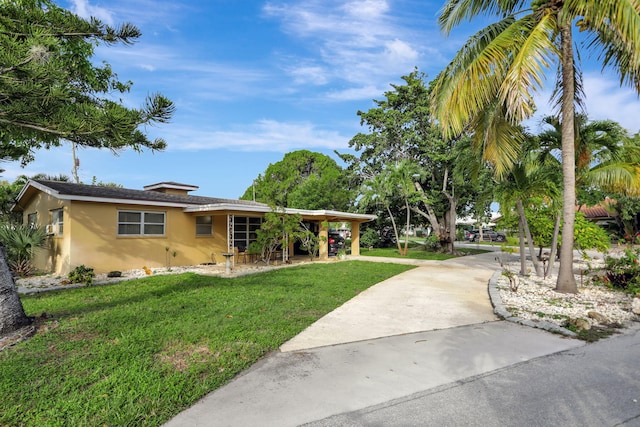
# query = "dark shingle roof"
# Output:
<box><xmin>33</xmin><ymin>180</ymin><xmax>267</xmax><ymax>207</ymax></box>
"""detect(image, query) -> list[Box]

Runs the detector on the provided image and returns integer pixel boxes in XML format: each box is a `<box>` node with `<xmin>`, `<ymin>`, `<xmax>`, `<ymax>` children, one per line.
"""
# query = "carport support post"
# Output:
<box><xmin>350</xmin><ymin>222</ymin><xmax>360</xmax><ymax>256</ymax></box>
<box><xmin>319</xmin><ymin>222</ymin><xmax>329</xmax><ymax>260</ymax></box>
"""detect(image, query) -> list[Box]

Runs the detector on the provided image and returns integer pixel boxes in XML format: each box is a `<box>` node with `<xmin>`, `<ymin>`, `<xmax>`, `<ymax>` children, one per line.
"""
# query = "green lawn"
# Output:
<box><xmin>0</xmin><ymin>261</ymin><xmax>413</xmax><ymax>427</ymax></box>
<box><xmin>359</xmin><ymin>246</ymin><xmax>490</xmax><ymax>260</ymax></box>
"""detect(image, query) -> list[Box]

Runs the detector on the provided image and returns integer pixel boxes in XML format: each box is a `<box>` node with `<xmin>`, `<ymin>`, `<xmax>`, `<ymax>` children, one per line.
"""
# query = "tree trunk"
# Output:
<box><xmin>403</xmin><ymin>198</ymin><xmax>410</xmax><ymax>256</ymax></box>
<box><xmin>445</xmin><ymin>197</ymin><xmax>457</xmax><ymax>254</ymax></box>
<box><xmin>517</xmin><ymin>199</ymin><xmax>543</xmax><ymax>277</ymax></box>
<box><xmin>387</xmin><ymin>205</ymin><xmax>404</xmax><ymax>256</ymax></box>
<box><xmin>548</xmin><ymin>212</ymin><xmax>561</xmax><ymax>276</ymax></box>
<box><xmin>518</xmin><ymin>211</ymin><xmax>527</xmax><ymax>276</ymax></box>
<box><xmin>0</xmin><ymin>245</ymin><xmax>32</xmax><ymax>337</ymax></box>
<box><xmin>556</xmin><ymin>23</ymin><xmax>578</xmax><ymax>293</ymax></box>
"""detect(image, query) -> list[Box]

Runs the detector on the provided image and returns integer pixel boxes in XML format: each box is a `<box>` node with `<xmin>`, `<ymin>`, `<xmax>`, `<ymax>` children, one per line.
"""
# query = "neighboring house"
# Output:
<box><xmin>577</xmin><ymin>201</ymin><xmax>617</xmax><ymax>226</ymax></box>
<box><xmin>12</xmin><ymin>180</ymin><xmax>376</xmax><ymax>274</ymax></box>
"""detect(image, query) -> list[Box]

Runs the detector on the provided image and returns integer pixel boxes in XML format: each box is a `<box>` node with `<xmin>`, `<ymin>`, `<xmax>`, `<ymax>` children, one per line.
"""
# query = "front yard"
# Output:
<box><xmin>0</xmin><ymin>261</ymin><xmax>413</xmax><ymax>426</ymax></box>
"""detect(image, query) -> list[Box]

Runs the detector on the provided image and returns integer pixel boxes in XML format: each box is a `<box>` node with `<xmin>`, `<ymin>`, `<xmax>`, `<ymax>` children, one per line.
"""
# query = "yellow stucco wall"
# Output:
<box><xmin>20</xmin><ymin>190</ymin><xmax>70</xmax><ymax>274</ymax></box>
<box><xmin>21</xmin><ymin>196</ymin><xmax>231</xmax><ymax>274</ymax></box>
<box><xmin>19</xmin><ymin>188</ymin><xmax>373</xmax><ymax>274</ymax></box>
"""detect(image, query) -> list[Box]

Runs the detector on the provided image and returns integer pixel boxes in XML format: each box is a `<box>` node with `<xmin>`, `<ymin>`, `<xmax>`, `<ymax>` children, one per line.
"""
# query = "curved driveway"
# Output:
<box><xmin>165</xmin><ymin>250</ymin><xmax>583</xmax><ymax>427</ymax></box>
<box><xmin>281</xmin><ymin>252</ymin><xmax>498</xmax><ymax>351</ymax></box>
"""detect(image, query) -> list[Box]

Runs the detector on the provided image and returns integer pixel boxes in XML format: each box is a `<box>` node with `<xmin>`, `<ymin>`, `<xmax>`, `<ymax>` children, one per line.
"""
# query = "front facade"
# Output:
<box><xmin>13</xmin><ymin>180</ymin><xmax>376</xmax><ymax>274</ymax></box>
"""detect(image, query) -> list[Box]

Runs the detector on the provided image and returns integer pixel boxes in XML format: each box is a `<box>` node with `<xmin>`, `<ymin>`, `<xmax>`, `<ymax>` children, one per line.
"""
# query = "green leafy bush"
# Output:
<box><xmin>574</xmin><ymin>212</ymin><xmax>611</xmax><ymax>254</ymax></box>
<box><xmin>0</xmin><ymin>223</ymin><xmax>46</xmax><ymax>277</ymax></box>
<box><xmin>68</xmin><ymin>265</ymin><xmax>95</xmax><ymax>286</ymax></box>
<box><xmin>600</xmin><ymin>249</ymin><xmax>640</xmax><ymax>294</ymax></box>
<box><xmin>360</xmin><ymin>228</ymin><xmax>380</xmax><ymax>248</ymax></box>
<box><xmin>424</xmin><ymin>234</ymin><xmax>440</xmax><ymax>251</ymax></box>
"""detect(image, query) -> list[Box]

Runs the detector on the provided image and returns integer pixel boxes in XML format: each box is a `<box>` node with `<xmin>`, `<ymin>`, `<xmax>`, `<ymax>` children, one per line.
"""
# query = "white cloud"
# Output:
<box><xmin>69</xmin><ymin>0</ymin><xmax>114</xmax><ymax>25</ymax></box>
<box><xmin>158</xmin><ymin>120</ymin><xmax>349</xmax><ymax>153</ymax></box>
<box><xmin>263</xmin><ymin>0</ymin><xmax>425</xmax><ymax>95</ymax></box>
<box><xmin>526</xmin><ymin>72</ymin><xmax>640</xmax><ymax>135</ymax></box>
<box><xmin>581</xmin><ymin>73</ymin><xmax>640</xmax><ymax>134</ymax></box>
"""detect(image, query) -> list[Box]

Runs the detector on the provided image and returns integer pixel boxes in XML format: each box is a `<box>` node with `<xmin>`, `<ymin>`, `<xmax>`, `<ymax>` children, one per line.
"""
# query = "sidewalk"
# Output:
<box><xmin>164</xmin><ymin>253</ymin><xmax>584</xmax><ymax>427</ymax></box>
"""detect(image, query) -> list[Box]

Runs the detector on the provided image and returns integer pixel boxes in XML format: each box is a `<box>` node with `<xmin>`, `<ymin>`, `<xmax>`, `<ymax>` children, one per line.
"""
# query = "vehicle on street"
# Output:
<box><xmin>467</xmin><ymin>229</ymin><xmax>506</xmax><ymax>242</ymax></box>
<box><xmin>328</xmin><ymin>230</ymin><xmax>345</xmax><ymax>256</ymax></box>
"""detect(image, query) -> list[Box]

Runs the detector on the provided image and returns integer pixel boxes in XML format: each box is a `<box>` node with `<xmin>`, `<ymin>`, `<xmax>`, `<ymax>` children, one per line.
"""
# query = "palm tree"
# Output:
<box><xmin>495</xmin><ymin>137</ymin><xmax>561</xmax><ymax>277</ymax></box>
<box><xmin>433</xmin><ymin>0</ymin><xmax>640</xmax><ymax>293</ymax></box>
<box><xmin>537</xmin><ymin>114</ymin><xmax>640</xmax><ymax>195</ymax></box>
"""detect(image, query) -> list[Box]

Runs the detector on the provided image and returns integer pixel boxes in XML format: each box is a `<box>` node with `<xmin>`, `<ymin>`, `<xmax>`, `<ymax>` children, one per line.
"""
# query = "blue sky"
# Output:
<box><xmin>3</xmin><ymin>0</ymin><xmax>640</xmax><ymax>199</ymax></box>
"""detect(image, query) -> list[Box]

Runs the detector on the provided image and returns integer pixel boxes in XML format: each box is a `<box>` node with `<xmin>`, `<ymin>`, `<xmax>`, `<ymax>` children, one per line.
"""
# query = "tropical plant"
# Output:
<box><xmin>68</xmin><ymin>265</ymin><xmax>95</xmax><ymax>286</ymax></box>
<box><xmin>297</xmin><ymin>223</ymin><xmax>321</xmax><ymax>260</ymax></box>
<box><xmin>254</xmin><ymin>209</ymin><xmax>301</xmax><ymax>265</ymax></box>
<box><xmin>0</xmin><ymin>223</ymin><xmax>46</xmax><ymax>277</ymax></box>
<box><xmin>600</xmin><ymin>248</ymin><xmax>640</xmax><ymax>294</ymax></box>
<box><xmin>433</xmin><ymin>0</ymin><xmax>640</xmax><ymax>293</ymax></box>
<box><xmin>342</xmin><ymin>70</ymin><xmax>485</xmax><ymax>254</ymax></box>
<box><xmin>537</xmin><ymin>115</ymin><xmax>640</xmax><ymax>200</ymax></box>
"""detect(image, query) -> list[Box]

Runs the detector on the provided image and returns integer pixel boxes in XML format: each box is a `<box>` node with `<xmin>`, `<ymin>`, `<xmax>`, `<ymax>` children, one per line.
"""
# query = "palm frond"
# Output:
<box><xmin>499</xmin><ymin>13</ymin><xmax>558</xmax><ymax>120</ymax></box>
<box><xmin>469</xmin><ymin>101</ymin><xmax>523</xmax><ymax>177</ymax></box>
<box><xmin>574</xmin><ymin>0</ymin><xmax>640</xmax><ymax>92</ymax></box>
<box><xmin>432</xmin><ymin>17</ymin><xmax>516</xmax><ymax>137</ymax></box>
<box><xmin>439</xmin><ymin>0</ymin><xmax>527</xmax><ymax>34</ymax></box>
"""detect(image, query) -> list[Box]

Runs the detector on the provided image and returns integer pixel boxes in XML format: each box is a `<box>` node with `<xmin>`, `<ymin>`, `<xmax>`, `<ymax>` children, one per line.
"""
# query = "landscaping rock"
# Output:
<box><xmin>569</xmin><ymin>318</ymin><xmax>591</xmax><ymax>331</ymax></box>
<box><xmin>632</xmin><ymin>298</ymin><xmax>640</xmax><ymax>315</ymax></box>
<box><xmin>587</xmin><ymin>311</ymin><xmax>609</xmax><ymax>323</ymax></box>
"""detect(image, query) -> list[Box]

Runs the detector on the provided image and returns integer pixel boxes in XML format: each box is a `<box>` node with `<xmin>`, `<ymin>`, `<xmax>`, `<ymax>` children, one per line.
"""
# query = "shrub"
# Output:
<box><xmin>600</xmin><ymin>248</ymin><xmax>640</xmax><ymax>294</ymax></box>
<box><xmin>360</xmin><ymin>228</ymin><xmax>380</xmax><ymax>248</ymax></box>
<box><xmin>0</xmin><ymin>223</ymin><xmax>47</xmax><ymax>277</ymax></box>
<box><xmin>68</xmin><ymin>265</ymin><xmax>95</xmax><ymax>286</ymax></box>
<box><xmin>424</xmin><ymin>234</ymin><xmax>440</xmax><ymax>252</ymax></box>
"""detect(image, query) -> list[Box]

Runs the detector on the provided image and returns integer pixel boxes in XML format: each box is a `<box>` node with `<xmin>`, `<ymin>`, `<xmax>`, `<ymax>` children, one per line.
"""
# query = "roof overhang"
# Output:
<box><xmin>13</xmin><ymin>180</ymin><xmax>377</xmax><ymax>223</ymax></box>
<box><xmin>184</xmin><ymin>204</ymin><xmax>377</xmax><ymax>222</ymax></box>
<box><xmin>12</xmin><ymin>180</ymin><xmax>194</xmax><ymax>210</ymax></box>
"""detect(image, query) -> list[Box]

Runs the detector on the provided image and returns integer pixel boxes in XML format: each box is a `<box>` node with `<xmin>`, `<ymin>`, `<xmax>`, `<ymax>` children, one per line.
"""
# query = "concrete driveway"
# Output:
<box><xmin>165</xmin><ymin>251</ymin><xmax>583</xmax><ymax>427</ymax></box>
<box><xmin>281</xmin><ymin>252</ymin><xmax>498</xmax><ymax>351</ymax></box>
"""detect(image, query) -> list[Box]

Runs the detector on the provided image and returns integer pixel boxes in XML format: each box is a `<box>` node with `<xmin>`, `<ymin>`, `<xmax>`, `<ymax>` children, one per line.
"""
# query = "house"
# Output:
<box><xmin>12</xmin><ymin>180</ymin><xmax>376</xmax><ymax>274</ymax></box>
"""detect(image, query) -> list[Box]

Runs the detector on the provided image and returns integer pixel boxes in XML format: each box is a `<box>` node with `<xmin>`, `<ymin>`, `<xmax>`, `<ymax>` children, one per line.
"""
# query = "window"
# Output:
<box><xmin>27</xmin><ymin>212</ymin><xmax>37</xmax><ymax>228</ymax></box>
<box><xmin>118</xmin><ymin>211</ymin><xmax>165</xmax><ymax>236</ymax></box>
<box><xmin>51</xmin><ymin>209</ymin><xmax>63</xmax><ymax>236</ymax></box>
<box><xmin>233</xmin><ymin>216</ymin><xmax>262</xmax><ymax>249</ymax></box>
<box><xmin>196</xmin><ymin>215</ymin><xmax>213</xmax><ymax>236</ymax></box>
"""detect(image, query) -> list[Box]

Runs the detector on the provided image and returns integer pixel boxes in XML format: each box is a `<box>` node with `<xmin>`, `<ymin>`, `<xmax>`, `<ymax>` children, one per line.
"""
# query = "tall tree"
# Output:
<box><xmin>538</xmin><ymin>115</ymin><xmax>640</xmax><ymax>200</ymax></box>
<box><xmin>433</xmin><ymin>0</ymin><xmax>640</xmax><ymax>293</ymax></box>
<box><xmin>0</xmin><ymin>0</ymin><xmax>174</xmax><ymax>337</ymax></box>
<box><xmin>241</xmin><ymin>150</ymin><xmax>354</xmax><ymax>211</ymax></box>
<box><xmin>342</xmin><ymin>70</ymin><xmax>483</xmax><ymax>254</ymax></box>
<box><xmin>0</xmin><ymin>0</ymin><xmax>174</xmax><ymax>164</ymax></box>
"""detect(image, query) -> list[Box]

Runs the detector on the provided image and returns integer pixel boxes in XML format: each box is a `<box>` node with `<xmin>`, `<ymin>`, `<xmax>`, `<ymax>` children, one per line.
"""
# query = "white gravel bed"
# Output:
<box><xmin>497</xmin><ymin>256</ymin><xmax>637</xmax><ymax>327</ymax></box>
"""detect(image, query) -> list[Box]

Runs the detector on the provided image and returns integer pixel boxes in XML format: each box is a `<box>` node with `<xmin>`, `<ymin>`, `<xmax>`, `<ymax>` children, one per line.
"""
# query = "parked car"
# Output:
<box><xmin>328</xmin><ymin>230</ymin><xmax>345</xmax><ymax>256</ymax></box>
<box><xmin>467</xmin><ymin>229</ymin><xmax>506</xmax><ymax>242</ymax></box>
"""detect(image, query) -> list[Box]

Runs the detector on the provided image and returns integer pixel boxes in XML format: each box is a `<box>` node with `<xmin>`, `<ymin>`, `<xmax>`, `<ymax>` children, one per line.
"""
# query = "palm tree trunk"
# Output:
<box><xmin>403</xmin><ymin>198</ymin><xmax>410</xmax><ymax>256</ymax></box>
<box><xmin>548</xmin><ymin>212</ymin><xmax>561</xmax><ymax>276</ymax></box>
<box><xmin>518</xmin><ymin>211</ymin><xmax>527</xmax><ymax>276</ymax></box>
<box><xmin>387</xmin><ymin>205</ymin><xmax>404</xmax><ymax>256</ymax></box>
<box><xmin>556</xmin><ymin>22</ymin><xmax>578</xmax><ymax>293</ymax></box>
<box><xmin>0</xmin><ymin>245</ymin><xmax>32</xmax><ymax>336</ymax></box>
<box><xmin>517</xmin><ymin>199</ymin><xmax>543</xmax><ymax>277</ymax></box>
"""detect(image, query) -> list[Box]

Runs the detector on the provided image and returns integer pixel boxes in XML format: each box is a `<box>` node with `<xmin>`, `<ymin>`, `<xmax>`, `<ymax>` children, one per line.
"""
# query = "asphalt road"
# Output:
<box><xmin>305</xmin><ymin>324</ymin><xmax>640</xmax><ymax>427</ymax></box>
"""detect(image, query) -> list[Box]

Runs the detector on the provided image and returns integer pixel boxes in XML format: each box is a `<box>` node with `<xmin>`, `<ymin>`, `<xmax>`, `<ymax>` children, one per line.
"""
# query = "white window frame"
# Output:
<box><xmin>117</xmin><ymin>210</ymin><xmax>166</xmax><ymax>236</ymax></box>
<box><xmin>195</xmin><ymin>215</ymin><xmax>213</xmax><ymax>236</ymax></box>
<box><xmin>51</xmin><ymin>209</ymin><xmax>63</xmax><ymax>236</ymax></box>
